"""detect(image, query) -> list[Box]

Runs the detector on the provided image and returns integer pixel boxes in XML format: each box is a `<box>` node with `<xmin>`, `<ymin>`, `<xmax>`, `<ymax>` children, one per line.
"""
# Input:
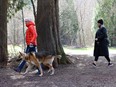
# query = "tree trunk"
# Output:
<box><xmin>36</xmin><ymin>0</ymin><xmax>70</xmax><ymax>67</ymax></box>
<box><xmin>0</xmin><ymin>0</ymin><xmax>8</xmax><ymax>67</ymax></box>
<box><xmin>30</xmin><ymin>0</ymin><xmax>37</xmax><ymax>21</ymax></box>
<box><xmin>21</xmin><ymin>8</ymin><xmax>26</xmax><ymax>48</ymax></box>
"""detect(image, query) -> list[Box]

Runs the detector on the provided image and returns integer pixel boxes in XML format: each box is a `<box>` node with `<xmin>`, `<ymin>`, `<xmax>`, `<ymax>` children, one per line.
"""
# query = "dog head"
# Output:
<box><xmin>18</xmin><ymin>52</ymin><xmax>29</xmax><ymax>61</ymax></box>
<box><xmin>19</xmin><ymin>52</ymin><xmax>36</xmax><ymax>61</ymax></box>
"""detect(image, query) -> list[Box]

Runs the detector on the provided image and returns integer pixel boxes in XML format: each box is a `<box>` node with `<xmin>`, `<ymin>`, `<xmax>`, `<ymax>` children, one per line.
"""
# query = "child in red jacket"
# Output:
<box><xmin>14</xmin><ymin>19</ymin><xmax>38</xmax><ymax>72</ymax></box>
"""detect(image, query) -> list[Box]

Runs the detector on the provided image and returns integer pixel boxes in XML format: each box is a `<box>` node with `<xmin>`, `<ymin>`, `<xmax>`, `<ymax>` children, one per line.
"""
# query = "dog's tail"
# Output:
<box><xmin>54</xmin><ymin>55</ymin><xmax>62</xmax><ymax>59</ymax></box>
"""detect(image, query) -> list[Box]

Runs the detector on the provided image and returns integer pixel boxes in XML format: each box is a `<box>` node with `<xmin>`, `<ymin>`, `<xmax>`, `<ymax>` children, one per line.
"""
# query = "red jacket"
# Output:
<box><xmin>25</xmin><ymin>21</ymin><xmax>37</xmax><ymax>45</ymax></box>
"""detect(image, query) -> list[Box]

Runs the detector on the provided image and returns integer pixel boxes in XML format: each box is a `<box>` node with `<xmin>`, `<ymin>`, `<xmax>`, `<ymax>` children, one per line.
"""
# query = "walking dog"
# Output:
<box><xmin>18</xmin><ymin>52</ymin><xmax>61</xmax><ymax>76</ymax></box>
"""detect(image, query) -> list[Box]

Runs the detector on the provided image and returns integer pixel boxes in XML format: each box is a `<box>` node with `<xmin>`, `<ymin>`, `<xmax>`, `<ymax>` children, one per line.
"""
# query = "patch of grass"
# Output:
<box><xmin>64</xmin><ymin>46</ymin><xmax>116</xmax><ymax>51</ymax></box>
<box><xmin>109</xmin><ymin>47</ymin><xmax>116</xmax><ymax>50</ymax></box>
<box><xmin>63</xmin><ymin>46</ymin><xmax>93</xmax><ymax>51</ymax></box>
<box><xmin>63</xmin><ymin>46</ymin><xmax>116</xmax><ymax>55</ymax></box>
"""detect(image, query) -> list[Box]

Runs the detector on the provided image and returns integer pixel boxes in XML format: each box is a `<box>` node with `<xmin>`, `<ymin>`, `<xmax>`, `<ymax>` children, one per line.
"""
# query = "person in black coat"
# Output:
<box><xmin>93</xmin><ymin>19</ymin><xmax>113</xmax><ymax>66</ymax></box>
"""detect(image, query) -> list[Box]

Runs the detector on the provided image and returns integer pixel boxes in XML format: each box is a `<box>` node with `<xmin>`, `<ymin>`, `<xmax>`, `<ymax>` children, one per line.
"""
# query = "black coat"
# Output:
<box><xmin>94</xmin><ymin>27</ymin><xmax>109</xmax><ymax>57</ymax></box>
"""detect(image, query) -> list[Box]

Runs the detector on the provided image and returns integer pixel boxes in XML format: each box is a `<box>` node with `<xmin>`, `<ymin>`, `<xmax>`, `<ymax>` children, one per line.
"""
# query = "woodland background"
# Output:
<box><xmin>0</xmin><ymin>0</ymin><xmax>116</xmax><ymax>66</ymax></box>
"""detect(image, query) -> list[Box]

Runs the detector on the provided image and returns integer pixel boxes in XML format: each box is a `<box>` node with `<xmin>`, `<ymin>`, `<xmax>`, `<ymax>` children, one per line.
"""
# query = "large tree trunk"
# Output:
<box><xmin>36</xmin><ymin>0</ymin><xmax>70</xmax><ymax>67</ymax></box>
<box><xmin>0</xmin><ymin>0</ymin><xmax>8</xmax><ymax>67</ymax></box>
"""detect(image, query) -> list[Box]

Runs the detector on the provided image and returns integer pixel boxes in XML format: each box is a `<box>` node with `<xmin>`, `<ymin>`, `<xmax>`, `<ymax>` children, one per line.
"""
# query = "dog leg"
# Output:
<box><xmin>38</xmin><ymin>65</ymin><xmax>43</xmax><ymax>77</ymax></box>
<box><xmin>43</xmin><ymin>63</ymin><xmax>51</xmax><ymax>73</ymax></box>
<box><xmin>50</xmin><ymin>57</ymin><xmax>55</xmax><ymax>75</ymax></box>
<box><xmin>29</xmin><ymin>69</ymin><xmax>38</xmax><ymax>74</ymax></box>
<box><xmin>21</xmin><ymin>64</ymin><xmax>32</xmax><ymax>75</ymax></box>
<box><xmin>48</xmin><ymin>69</ymin><xmax>52</xmax><ymax>73</ymax></box>
<box><xmin>34</xmin><ymin>60</ymin><xmax>43</xmax><ymax>76</ymax></box>
<box><xmin>50</xmin><ymin>67</ymin><xmax>55</xmax><ymax>75</ymax></box>
<box><xmin>45</xmin><ymin>64</ymin><xmax>54</xmax><ymax>75</ymax></box>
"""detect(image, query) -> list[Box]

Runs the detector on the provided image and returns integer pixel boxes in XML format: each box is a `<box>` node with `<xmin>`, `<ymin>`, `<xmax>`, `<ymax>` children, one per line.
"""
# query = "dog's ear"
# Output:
<box><xmin>30</xmin><ymin>52</ymin><xmax>34</xmax><ymax>56</ymax></box>
<box><xmin>19</xmin><ymin>52</ymin><xmax>23</xmax><ymax>55</ymax></box>
<box><xmin>18</xmin><ymin>52</ymin><xmax>23</xmax><ymax>59</ymax></box>
<box><xmin>19</xmin><ymin>52</ymin><xmax>26</xmax><ymax>57</ymax></box>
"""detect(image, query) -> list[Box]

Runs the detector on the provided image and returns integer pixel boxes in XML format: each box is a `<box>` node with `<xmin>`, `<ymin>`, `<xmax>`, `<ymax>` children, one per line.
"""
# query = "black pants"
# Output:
<box><xmin>25</xmin><ymin>45</ymin><xmax>37</xmax><ymax>53</ymax></box>
<box><xmin>94</xmin><ymin>55</ymin><xmax>111</xmax><ymax>62</ymax></box>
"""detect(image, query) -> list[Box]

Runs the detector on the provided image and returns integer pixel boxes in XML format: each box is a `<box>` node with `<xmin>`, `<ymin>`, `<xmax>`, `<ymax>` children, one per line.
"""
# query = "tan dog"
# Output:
<box><xmin>19</xmin><ymin>52</ymin><xmax>61</xmax><ymax>76</ymax></box>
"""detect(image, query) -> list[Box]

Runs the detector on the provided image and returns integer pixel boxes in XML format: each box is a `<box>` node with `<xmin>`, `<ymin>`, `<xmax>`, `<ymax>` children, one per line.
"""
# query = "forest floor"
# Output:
<box><xmin>0</xmin><ymin>49</ymin><xmax>116</xmax><ymax>87</ymax></box>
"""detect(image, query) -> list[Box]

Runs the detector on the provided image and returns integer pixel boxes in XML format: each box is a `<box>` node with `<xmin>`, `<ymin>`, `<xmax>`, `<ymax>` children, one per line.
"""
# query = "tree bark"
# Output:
<box><xmin>0</xmin><ymin>0</ymin><xmax>8</xmax><ymax>67</ymax></box>
<box><xmin>36</xmin><ymin>0</ymin><xmax>70</xmax><ymax>67</ymax></box>
<box><xmin>21</xmin><ymin>8</ymin><xmax>26</xmax><ymax>48</ymax></box>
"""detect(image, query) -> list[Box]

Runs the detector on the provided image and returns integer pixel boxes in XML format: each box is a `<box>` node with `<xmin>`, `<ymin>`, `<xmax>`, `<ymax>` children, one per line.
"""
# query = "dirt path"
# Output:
<box><xmin>0</xmin><ymin>54</ymin><xmax>116</xmax><ymax>87</ymax></box>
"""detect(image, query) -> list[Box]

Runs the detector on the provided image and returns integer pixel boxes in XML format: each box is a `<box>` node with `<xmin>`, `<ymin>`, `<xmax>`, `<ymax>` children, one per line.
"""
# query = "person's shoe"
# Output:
<box><xmin>108</xmin><ymin>63</ymin><xmax>113</xmax><ymax>66</ymax></box>
<box><xmin>92</xmin><ymin>63</ymin><xmax>96</xmax><ymax>67</ymax></box>
<box><xmin>14</xmin><ymin>68</ymin><xmax>21</xmax><ymax>73</ymax></box>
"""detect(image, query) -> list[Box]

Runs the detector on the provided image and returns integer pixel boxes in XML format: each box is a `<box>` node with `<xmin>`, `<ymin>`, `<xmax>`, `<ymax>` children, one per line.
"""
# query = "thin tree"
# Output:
<box><xmin>30</xmin><ymin>0</ymin><xmax>37</xmax><ymax>20</ymax></box>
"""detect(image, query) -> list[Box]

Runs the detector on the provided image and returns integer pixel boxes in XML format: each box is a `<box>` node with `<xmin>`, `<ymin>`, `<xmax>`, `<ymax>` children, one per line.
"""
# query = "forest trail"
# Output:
<box><xmin>0</xmin><ymin>54</ymin><xmax>116</xmax><ymax>87</ymax></box>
